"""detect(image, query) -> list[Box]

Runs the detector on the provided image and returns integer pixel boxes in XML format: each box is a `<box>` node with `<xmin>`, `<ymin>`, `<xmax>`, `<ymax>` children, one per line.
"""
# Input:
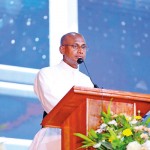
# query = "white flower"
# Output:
<box><xmin>108</xmin><ymin>120</ymin><xmax>117</xmax><ymax>126</ymax></box>
<box><xmin>140</xmin><ymin>133</ymin><xmax>149</xmax><ymax>140</ymax></box>
<box><xmin>93</xmin><ymin>142</ymin><xmax>101</xmax><ymax>148</ymax></box>
<box><xmin>117</xmin><ymin>134</ymin><xmax>121</xmax><ymax>139</ymax></box>
<box><xmin>141</xmin><ymin>140</ymin><xmax>150</xmax><ymax>150</ymax></box>
<box><xmin>130</xmin><ymin>119</ymin><xmax>138</xmax><ymax>125</ymax></box>
<box><xmin>100</xmin><ymin>123</ymin><xmax>107</xmax><ymax>129</ymax></box>
<box><xmin>134</xmin><ymin>125</ymin><xmax>145</xmax><ymax>132</ymax></box>
<box><xmin>95</xmin><ymin>128</ymin><xmax>103</xmax><ymax>133</ymax></box>
<box><xmin>138</xmin><ymin>125</ymin><xmax>145</xmax><ymax>131</ymax></box>
<box><xmin>126</xmin><ymin>141</ymin><xmax>141</xmax><ymax>150</ymax></box>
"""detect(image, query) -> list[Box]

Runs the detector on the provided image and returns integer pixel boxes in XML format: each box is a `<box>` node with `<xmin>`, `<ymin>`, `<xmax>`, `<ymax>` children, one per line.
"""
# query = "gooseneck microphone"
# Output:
<box><xmin>77</xmin><ymin>58</ymin><xmax>99</xmax><ymax>88</ymax></box>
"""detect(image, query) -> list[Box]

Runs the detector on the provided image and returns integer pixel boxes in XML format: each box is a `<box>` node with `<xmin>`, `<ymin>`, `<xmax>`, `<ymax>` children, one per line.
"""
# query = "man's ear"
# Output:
<box><xmin>59</xmin><ymin>46</ymin><xmax>65</xmax><ymax>54</ymax></box>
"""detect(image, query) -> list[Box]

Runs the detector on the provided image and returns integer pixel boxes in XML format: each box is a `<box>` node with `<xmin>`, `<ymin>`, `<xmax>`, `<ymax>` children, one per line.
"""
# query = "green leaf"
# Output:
<box><xmin>107</xmin><ymin>127</ymin><xmax>117</xmax><ymax>139</ymax></box>
<box><xmin>74</xmin><ymin>133</ymin><xmax>94</xmax><ymax>143</ymax></box>
<box><xmin>107</xmin><ymin>99</ymin><xmax>113</xmax><ymax>115</ymax></box>
<box><xmin>101</xmin><ymin>141</ymin><xmax>113</xmax><ymax>150</ymax></box>
<box><xmin>88</xmin><ymin>129</ymin><xmax>98</xmax><ymax>139</ymax></box>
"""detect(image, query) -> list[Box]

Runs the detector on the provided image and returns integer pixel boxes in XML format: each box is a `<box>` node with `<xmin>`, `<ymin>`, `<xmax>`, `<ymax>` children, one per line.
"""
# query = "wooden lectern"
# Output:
<box><xmin>41</xmin><ymin>86</ymin><xmax>150</xmax><ymax>150</ymax></box>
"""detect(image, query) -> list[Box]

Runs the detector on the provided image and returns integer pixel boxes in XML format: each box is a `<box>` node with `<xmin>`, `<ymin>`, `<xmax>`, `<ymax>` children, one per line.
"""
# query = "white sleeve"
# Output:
<box><xmin>33</xmin><ymin>69</ymin><xmax>57</xmax><ymax>113</ymax></box>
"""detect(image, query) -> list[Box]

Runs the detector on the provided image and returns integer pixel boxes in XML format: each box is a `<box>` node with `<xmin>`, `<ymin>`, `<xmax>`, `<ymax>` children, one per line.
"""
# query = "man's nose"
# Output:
<box><xmin>77</xmin><ymin>46</ymin><xmax>84</xmax><ymax>54</ymax></box>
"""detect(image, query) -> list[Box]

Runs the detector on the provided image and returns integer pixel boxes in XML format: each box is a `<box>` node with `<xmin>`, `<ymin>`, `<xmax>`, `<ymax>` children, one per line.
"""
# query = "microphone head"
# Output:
<box><xmin>77</xmin><ymin>58</ymin><xmax>84</xmax><ymax>64</ymax></box>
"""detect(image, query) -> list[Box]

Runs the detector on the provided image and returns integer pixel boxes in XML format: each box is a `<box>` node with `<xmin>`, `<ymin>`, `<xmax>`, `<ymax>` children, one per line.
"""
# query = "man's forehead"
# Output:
<box><xmin>65</xmin><ymin>34</ymin><xmax>85</xmax><ymax>42</ymax></box>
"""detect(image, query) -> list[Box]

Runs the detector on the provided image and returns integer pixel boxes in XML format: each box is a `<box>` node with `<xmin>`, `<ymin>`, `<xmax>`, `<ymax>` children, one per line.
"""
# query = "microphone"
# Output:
<box><xmin>77</xmin><ymin>58</ymin><xmax>99</xmax><ymax>88</ymax></box>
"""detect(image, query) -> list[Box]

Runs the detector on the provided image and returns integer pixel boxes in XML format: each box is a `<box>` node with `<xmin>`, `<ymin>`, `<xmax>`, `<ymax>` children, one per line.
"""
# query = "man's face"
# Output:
<box><xmin>60</xmin><ymin>35</ymin><xmax>87</xmax><ymax>68</ymax></box>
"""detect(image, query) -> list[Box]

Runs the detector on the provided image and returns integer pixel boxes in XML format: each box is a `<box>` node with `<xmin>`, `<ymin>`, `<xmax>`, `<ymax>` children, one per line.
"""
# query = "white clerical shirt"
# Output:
<box><xmin>29</xmin><ymin>60</ymin><xmax>94</xmax><ymax>150</ymax></box>
<box><xmin>34</xmin><ymin>60</ymin><xmax>94</xmax><ymax>113</ymax></box>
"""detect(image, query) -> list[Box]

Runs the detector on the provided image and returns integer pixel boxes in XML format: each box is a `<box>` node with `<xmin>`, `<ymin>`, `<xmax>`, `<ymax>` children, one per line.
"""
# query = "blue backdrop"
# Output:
<box><xmin>78</xmin><ymin>0</ymin><xmax>150</xmax><ymax>94</ymax></box>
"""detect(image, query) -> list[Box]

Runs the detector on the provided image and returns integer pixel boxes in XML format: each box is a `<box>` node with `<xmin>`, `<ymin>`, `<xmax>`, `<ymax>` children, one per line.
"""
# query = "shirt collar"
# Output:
<box><xmin>59</xmin><ymin>60</ymin><xmax>79</xmax><ymax>72</ymax></box>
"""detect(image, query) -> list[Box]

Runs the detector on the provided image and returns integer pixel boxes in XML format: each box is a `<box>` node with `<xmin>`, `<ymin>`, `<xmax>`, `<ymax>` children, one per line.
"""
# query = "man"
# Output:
<box><xmin>29</xmin><ymin>32</ymin><xmax>94</xmax><ymax>150</ymax></box>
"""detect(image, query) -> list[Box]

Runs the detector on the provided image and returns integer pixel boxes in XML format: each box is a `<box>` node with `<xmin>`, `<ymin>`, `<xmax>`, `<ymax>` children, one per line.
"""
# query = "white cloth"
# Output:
<box><xmin>29</xmin><ymin>60</ymin><xmax>94</xmax><ymax>150</ymax></box>
<box><xmin>29</xmin><ymin>128</ymin><xmax>61</xmax><ymax>150</ymax></box>
<box><xmin>34</xmin><ymin>60</ymin><xmax>93</xmax><ymax>113</ymax></box>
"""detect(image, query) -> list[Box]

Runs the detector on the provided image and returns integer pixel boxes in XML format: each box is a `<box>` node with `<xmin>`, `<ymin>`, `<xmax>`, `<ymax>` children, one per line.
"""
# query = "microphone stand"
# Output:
<box><xmin>77</xmin><ymin>58</ymin><xmax>99</xmax><ymax>88</ymax></box>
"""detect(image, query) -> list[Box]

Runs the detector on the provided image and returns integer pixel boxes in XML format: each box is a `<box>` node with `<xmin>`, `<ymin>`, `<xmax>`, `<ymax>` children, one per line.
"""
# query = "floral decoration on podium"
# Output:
<box><xmin>75</xmin><ymin>101</ymin><xmax>150</xmax><ymax>150</ymax></box>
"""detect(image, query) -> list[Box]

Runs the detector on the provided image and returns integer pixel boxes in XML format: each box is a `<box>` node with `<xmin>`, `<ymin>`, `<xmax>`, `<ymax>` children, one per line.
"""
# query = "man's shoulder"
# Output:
<box><xmin>40</xmin><ymin>66</ymin><xmax>51</xmax><ymax>71</ymax></box>
<box><xmin>38</xmin><ymin>64</ymin><xmax>61</xmax><ymax>75</ymax></box>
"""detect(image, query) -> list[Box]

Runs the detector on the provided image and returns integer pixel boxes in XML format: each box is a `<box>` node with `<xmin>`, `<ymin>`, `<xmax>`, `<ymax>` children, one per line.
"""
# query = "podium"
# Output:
<box><xmin>41</xmin><ymin>86</ymin><xmax>150</xmax><ymax>150</ymax></box>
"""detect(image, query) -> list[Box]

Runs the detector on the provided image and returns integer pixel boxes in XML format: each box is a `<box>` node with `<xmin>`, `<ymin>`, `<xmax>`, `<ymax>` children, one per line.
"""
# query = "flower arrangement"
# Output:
<box><xmin>74</xmin><ymin>101</ymin><xmax>150</xmax><ymax>150</ymax></box>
